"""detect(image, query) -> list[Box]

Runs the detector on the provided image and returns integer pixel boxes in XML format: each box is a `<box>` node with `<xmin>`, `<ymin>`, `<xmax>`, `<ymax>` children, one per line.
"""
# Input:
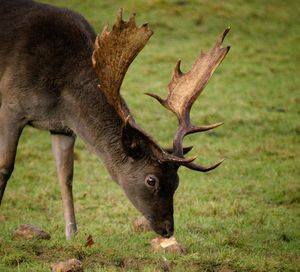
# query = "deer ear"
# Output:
<box><xmin>121</xmin><ymin>122</ymin><xmax>150</xmax><ymax>159</ymax></box>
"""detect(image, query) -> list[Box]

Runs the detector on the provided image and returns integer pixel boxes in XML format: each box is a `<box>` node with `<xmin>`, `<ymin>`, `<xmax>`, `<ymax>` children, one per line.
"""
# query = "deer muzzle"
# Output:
<box><xmin>150</xmin><ymin>217</ymin><xmax>174</xmax><ymax>238</ymax></box>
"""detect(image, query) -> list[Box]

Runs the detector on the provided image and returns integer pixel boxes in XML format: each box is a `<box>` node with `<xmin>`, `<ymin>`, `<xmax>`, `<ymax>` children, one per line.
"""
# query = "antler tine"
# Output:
<box><xmin>147</xmin><ymin>28</ymin><xmax>230</xmax><ymax>170</ymax></box>
<box><xmin>172</xmin><ymin>121</ymin><xmax>224</xmax><ymax>156</ymax></box>
<box><xmin>181</xmin><ymin>158</ymin><xmax>225</xmax><ymax>172</ymax></box>
<box><xmin>187</xmin><ymin>122</ymin><xmax>224</xmax><ymax>134</ymax></box>
<box><xmin>115</xmin><ymin>8</ymin><xmax>123</xmax><ymax>27</ymax></box>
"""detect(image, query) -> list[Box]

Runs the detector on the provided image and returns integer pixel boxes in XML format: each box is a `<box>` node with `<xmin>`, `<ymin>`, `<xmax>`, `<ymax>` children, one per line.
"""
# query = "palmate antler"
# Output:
<box><xmin>147</xmin><ymin>28</ymin><xmax>230</xmax><ymax>171</ymax></box>
<box><xmin>92</xmin><ymin>10</ymin><xmax>230</xmax><ymax>171</ymax></box>
<box><xmin>92</xmin><ymin>9</ymin><xmax>153</xmax><ymax>120</ymax></box>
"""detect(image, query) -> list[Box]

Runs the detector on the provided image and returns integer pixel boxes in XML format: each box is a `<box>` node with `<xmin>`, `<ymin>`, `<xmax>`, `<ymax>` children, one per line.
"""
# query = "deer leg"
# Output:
<box><xmin>51</xmin><ymin>132</ymin><xmax>77</xmax><ymax>240</ymax></box>
<box><xmin>0</xmin><ymin>110</ymin><xmax>24</xmax><ymax>204</ymax></box>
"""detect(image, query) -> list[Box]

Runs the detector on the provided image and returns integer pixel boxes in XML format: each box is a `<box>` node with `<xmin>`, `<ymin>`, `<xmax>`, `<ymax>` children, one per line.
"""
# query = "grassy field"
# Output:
<box><xmin>0</xmin><ymin>0</ymin><xmax>299</xmax><ymax>271</ymax></box>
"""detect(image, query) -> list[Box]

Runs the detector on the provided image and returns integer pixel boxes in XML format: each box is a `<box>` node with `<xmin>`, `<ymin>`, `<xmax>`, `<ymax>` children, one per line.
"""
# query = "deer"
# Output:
<box><xmin>0</xmin><ymin>0</ymin><xmax>230</xmax><ymax>240</ymax></box>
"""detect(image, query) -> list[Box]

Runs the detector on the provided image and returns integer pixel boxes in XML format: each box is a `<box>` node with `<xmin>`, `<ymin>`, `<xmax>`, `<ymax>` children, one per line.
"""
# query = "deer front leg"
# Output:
<box><xmin>51</xmin><ymin>133</ymin><xmax>77</xmax><ymax>240</ymax></box>
<box><xmin>0</xmin><ymin>109</ymin><xmax>24</xmax><ymax>204</ymax></box>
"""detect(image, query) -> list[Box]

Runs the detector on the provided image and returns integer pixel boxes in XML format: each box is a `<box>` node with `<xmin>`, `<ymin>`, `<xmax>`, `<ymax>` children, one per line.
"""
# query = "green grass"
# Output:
<box><xmin>1</xmin><ymin>0</ymin><xmax>299</xmax><ymax>271</ymax></box>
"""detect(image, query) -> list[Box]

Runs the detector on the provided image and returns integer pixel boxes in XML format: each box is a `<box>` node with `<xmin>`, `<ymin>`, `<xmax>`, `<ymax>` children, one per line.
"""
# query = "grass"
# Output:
<box><xmin>0</xmin><ymin>0</ymin><xmax>299</xmax><ymax>271</ymax></box>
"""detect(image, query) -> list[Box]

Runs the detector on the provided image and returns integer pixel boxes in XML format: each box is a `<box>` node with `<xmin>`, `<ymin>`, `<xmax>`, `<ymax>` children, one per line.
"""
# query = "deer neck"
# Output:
<box><xmin>66</xmin><ymin>76</ymin><xmax>129</xmax><ymax>183</ymax></box>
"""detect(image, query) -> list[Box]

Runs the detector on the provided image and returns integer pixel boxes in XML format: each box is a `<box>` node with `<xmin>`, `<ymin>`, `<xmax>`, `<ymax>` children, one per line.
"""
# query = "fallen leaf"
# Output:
<box><xmin>85</xmin><ymin>234</ymin><xmax>94</xmax><ymax>247</ymax></box>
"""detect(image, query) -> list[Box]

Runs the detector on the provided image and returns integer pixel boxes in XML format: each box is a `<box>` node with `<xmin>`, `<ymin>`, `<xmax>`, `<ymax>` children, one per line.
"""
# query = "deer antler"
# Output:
<box><xmin>92</xmin><ymin>9</ymin><xmax>153</xmax><ymax>120</ymax></box>
<box><xmin>147</xmin><ymin>28</ymin><xmax>230</xmax><ymax>171</ymax></box>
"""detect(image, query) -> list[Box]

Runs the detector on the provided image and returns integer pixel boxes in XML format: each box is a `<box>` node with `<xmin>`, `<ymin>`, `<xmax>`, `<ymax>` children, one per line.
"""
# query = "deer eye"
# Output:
<box><xmin>145</xmin><ymin>175</ymin><xmax>158</xmax><ymax>188</ymax></box>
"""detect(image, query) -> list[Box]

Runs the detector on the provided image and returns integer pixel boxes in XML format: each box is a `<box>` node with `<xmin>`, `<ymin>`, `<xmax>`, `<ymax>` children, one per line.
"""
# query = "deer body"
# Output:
<box><xmin>0</xmin><ymin>0</ymin><xmax>140</xmax><ymax>238</ymax></box>
<box><xmin>0</xmin><ymin>0</ymin><xmax>230</xmax><ymax>240</ymax></box>
<box><xmin>0</xmin><ymin>0</ymin><xmax>109</xmax><ymax>144</ymax></box>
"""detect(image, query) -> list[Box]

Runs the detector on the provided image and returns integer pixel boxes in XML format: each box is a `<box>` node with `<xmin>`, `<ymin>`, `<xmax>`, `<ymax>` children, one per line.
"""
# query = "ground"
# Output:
<box><xmin>0</xmin><ymin>0</ymin><xmax>299</xmax><ymax>271</ymax></box>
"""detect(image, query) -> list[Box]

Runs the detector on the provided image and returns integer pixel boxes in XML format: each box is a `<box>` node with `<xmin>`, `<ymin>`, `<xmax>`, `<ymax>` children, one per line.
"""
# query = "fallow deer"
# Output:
<box><xmin>0</xmin><ymin>0</ymin><xmax>230</xmax><ymax>239</ymax></box>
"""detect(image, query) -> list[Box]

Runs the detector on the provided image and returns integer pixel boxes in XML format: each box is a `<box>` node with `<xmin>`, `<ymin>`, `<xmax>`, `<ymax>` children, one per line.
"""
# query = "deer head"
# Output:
<box><xmin>92</xmin><ymin>10</ymin><xmax>230</xmax><ymax>237</ymax></box>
